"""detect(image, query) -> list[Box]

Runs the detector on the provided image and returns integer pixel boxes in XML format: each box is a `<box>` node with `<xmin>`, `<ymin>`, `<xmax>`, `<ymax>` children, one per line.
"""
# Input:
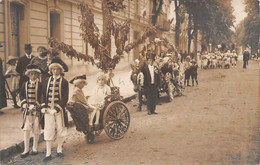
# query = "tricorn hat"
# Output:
<box><xmin>48</xmin><ymin>57</ymin><xmax>68</xmax><ymax>73</ymax></box>
<box><xmin>24</xmin><ymin>44</ymin><xmax>32</xmax><ymax>50</ymax></box>
<box><xmin>24</xmin><ymin>64</ymin><xmax>41</xmax><ymax>76</ymax></box>
<box><xmin>69</xmin><ymin>74</ymin><xmax>87</xmax><ymax>85</ymax></box>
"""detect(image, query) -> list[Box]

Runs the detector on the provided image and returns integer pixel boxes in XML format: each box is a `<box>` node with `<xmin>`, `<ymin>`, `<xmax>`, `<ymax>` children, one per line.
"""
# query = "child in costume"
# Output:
<box><xmin>190</xmin><ymin>60</ymin><xmax>199</xmax><ymax>86</ymax></box>
<box><xmin>19</xmin><ymin>64</ymin><xmax>42</xmax><ymax>158</ymax></box>
<box><xmin>183</xmin><ymin>56</ymin><xmax>191</xmax><ymax>86</ymax></box>
<box><xmin>70</xmin><ymin>74</ymin><xmax>96</xmax><ymax>125</ymax></box>
<box><xmin>41</xmin><ymin>57</ymin><xmax>69</xmax><ymax>162</ymax></box>
<box><xmin>89</xmin><ymin>73</ymin><xmax>111</xmax><ymax>127</ymax></box>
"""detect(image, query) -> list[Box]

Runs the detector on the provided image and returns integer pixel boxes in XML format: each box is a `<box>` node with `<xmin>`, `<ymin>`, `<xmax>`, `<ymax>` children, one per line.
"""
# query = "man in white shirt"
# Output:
<box><xmin>142</xmin><ymin>53</ymin><xmax>160</xmax><ymax>115</ymax></box>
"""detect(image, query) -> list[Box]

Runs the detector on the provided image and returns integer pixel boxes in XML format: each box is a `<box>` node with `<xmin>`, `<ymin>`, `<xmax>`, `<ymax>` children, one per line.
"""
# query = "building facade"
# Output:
<box><xmin>0</xmin><ymin>0</ymin><xmax>174</xmax><ymax>71</ymax></box>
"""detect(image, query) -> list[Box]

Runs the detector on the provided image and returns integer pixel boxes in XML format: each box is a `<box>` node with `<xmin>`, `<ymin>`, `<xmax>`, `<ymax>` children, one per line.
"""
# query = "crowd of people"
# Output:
<box><xmin>130</xmin><ymin>51</ymin><xmax>199</xmax><ymax>114</ymax></box>
<box><xmin>0</xmin><ymin>44</ymin><xmax>113</xmax><ymax>162</ymax></box>
<box><xmin>0</xmin><ymin>42</ymin><xmax>252</xmax><ymax>162</ymax></box>
<box><xmin>199</xmin><ymin>50</ymin><xmax>238</xmax><ymax>69</ymax></box>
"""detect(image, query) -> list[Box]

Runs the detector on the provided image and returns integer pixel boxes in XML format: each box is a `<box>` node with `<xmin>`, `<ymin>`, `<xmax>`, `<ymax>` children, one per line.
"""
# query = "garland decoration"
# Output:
<box><xmin>48</xmin><ymin>1</ymin><xmax>156</xmax><ymax>72</ymax></box>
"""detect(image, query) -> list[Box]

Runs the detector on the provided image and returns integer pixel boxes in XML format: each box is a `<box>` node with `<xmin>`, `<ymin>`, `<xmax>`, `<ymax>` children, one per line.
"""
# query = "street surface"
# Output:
<box><xmin>4</xmin><ymin>60</ymin><xmax>260</xmax><ymax>165</ymax></box>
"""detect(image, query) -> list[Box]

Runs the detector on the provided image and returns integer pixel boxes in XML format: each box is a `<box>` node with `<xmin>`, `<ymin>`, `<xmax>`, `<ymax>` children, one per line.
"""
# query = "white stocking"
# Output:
<box><xmin>94</xmin><ymin>110</ymin><xmax>100</xmax><ymax>125</ymax></box>
<box><xmin>23</xmin><ymin>130</ymin><xmax>30</xmax><ymax>153</ymax></box>
<box><xmin>89</xmin><ymin>109</ymin><xmax>96</xmax><ymax>126</ymax></box>
<box><xmin>32</xmin><ymin>134</ymin><xmax>39</xmax><ymax>152</ymax></box>
<box><xmin>57</xmin><ymin>137</ymin><xmax>64</xmax><ymax>153</ymax></box>
<box><xmin>46</xmin><ymin>141</ymin><xmax>52</xmax><ymax>157</ymax></box>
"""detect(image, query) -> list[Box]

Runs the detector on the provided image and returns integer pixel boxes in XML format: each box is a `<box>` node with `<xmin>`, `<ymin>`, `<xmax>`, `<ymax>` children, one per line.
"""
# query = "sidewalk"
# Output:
<box><xmin>0</xmin><ymin>64</ymin><xmax>135</xmax><ymax>160</ymax></box>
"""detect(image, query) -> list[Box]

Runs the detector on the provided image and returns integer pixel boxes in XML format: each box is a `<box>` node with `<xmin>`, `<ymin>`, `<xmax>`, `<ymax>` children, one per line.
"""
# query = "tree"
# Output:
<box><xmin>151</xmin><ymin>0</ymin><xmax>163</xmax><ymax>26</ymax></box>
<box><xmin>243</xmin><ymin>0</ymin><xmax>260</xmax><ymax>54</ymax></box>
<box><xmin>183</xmin><ymin>0</ymin><xmax>235</xmax><ymax>54</ymax></box>
<box><xmin>48</xmin><ymin>1</ymin><xmax>156</xmax><ymax>72</ymax></box>
<box><xmin>173</xmin><ymin>0</ymin><xmax>185</xmax><ymax>51</ymax></box>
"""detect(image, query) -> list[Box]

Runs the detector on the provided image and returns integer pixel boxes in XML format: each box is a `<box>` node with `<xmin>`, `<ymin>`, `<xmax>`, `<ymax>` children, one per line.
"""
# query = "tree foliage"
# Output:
<box><xmin>181</xmin><ymin>0</ymin><xmax>235</xmax><ymax>52</ymax></box>
<box><xmin>242</xmin><ymin>0</ymin><xmax>260</xmax><ymax>53</ymax></box>
<box><xmin>48</xmin><ymin>1</ymin><xmax>156</xmax><ymax>72</ymax></box>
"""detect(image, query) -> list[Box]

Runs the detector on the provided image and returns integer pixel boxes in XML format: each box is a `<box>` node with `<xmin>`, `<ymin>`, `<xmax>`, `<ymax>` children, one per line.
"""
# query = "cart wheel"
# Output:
<box><xmin>93</xmin><ymin>129</ymin><xmax>103</xmax><ymax>136</ymax></box>
<box><xmin>86</xmin><ymin>133</ymin><xmax>95</xmax><ymax>144</ymax></box>
<box><xmin>103</xmin><ymin>101</ymin><xmax>130</xmax><ymax>140</ymax></box>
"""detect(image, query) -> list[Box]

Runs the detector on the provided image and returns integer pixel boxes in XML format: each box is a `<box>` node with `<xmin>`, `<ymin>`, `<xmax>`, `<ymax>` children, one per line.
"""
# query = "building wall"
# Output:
<box><xmin>2</xmin><ymin>0</ymin><xmax>174</xmax><ymax>70</ymax></box>
<box><xmin>0</xmin><ymin>2</ymin><xmax>5</xmax><ymax>69</ymax></box>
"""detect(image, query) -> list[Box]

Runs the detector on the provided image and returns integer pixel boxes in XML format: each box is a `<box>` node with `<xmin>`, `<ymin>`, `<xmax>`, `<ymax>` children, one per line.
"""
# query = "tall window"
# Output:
<box><xmin>50</xmin><ymin>11</ymin><xmax>60</xmax><ymax>41</ymax></box>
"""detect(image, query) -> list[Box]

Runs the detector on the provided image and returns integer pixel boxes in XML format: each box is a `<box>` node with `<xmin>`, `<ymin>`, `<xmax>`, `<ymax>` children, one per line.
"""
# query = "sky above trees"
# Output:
<box><xmin>232</xmin><ymin>0</ymin><xmax>247</xmax><ymax>26</ymax></box>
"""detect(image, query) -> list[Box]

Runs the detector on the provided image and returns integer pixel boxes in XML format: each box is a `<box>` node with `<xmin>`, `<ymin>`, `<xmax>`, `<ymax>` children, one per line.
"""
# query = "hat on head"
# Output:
<box><xmin>70</xmin><ymin>74</ymin><xmax>87</xmax><ymax>86</ymax></box>
<box><xmin>37</xmin><ymin>46</ymin><xmax>48</xmax><ymax>57</ymax></box>
<box><xmin>146</xmin><ymin>53</ymin><xmax>156</xmax><ymax>61</ymax></box>
<box><xmin>7</xmin><ymin>56</ymin><xmax>18</xmax><ymax>65</ymax></box>
<box><xmin>48</xmin><ymin>57</ymin><xmax>68</xmax><ymax>73</ymax></box>
<box><xmin>24</xmin><ymin>44</ymin><xmax>32</xmax><ymax>50</ymax></box>
<box><xmin>24</xmin><ymin>64</ymin><xmax>41</xmax><ymax>76</ymax></box>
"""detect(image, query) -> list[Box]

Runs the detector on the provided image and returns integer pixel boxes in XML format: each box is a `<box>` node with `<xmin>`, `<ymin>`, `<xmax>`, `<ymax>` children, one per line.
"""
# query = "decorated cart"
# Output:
<box><xmin>67</xmin><ymin>87</ymin><xmax>130</xmax><ymax>143</ymax></box>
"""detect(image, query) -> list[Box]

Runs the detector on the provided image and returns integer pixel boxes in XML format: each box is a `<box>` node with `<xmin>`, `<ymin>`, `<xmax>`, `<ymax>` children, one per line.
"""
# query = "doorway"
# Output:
<box><xmin>10</xmin><ymin>3</ymin><xmax>24</xmax><ymax>57</ymax></box>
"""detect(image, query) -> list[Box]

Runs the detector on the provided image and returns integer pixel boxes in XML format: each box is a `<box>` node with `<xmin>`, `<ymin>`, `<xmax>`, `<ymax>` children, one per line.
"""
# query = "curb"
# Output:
<box><xmin>0</xmin><ymin>94</ymin><xmax>136</xmax><ymax>161</ymax></box>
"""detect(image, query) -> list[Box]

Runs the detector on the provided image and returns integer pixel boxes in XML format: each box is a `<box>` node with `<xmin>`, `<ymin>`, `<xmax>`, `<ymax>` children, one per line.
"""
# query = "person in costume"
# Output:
<box><xmin>41</xmin><ymin>57</ymin><xmax>69</xmax><ymax>162</ymax></box>
<box><xmin>190</xmin><ymin>60</ymin><xmax>198</xmax><ymax>86</ymax></box>
<box><xmin>16</xmin><ymin>44</ymin><xmax>34</xmax><ymax>89</ymax></box>
<box><xmin>19</xmin><ymin>64</ymin><xmax>42</xmax><ymax>158</ymax></box>
<box><xmin>70</xmin><ymin>74</ymin><xmax>96</xmax><ymax>126</ymax></box>
<box><xmin>183</xmin><ymin>56</ymin><xmax>191</xmax><ymax>86</ymax></box>
<box><xmin>89</xmin><ymin>73</ymin><xmax>111</xmax><ymax>127</ymax></box>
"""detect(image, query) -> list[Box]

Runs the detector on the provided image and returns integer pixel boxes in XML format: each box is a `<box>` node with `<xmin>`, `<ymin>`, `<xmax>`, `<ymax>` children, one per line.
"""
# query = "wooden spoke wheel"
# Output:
<box><xmin>103</xmin><ymin>101</ymin><xmax>130</xmax><ymax>140</ymax></box>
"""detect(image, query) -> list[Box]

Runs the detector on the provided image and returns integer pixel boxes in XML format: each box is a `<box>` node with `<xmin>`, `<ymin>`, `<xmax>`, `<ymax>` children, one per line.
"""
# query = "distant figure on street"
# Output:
<box><xmin>19</xmin><ymin>64</ymin><xmax>42</xmax><ymax>158</ymax></box>
<box><xmin>190</xmin><ymin>60</ymin><xmax>199</xmax><ymax>86</ymax></box>
<box><xmin>142</xmin><ymin>53</ymin><xmax>160</xmax><ymax>115</ymax></box>
<box><xmin>183</xmin><ymin>56</ymin><xmax>191</xmax><ymax>86</ymax></box>
<box><xmin>243</xmin><ymin>50</ymin><xmax>250</xmax><ymax>68</ymax></box>
<box><xmin>0</xmin><ymin>57</ymin><xmax>7</xmax><ymax>114</ymax></box>
<box><xmin>16</xmin><ymin>44</ymin><xmax>34</xmax><ymax>89</ymax></box>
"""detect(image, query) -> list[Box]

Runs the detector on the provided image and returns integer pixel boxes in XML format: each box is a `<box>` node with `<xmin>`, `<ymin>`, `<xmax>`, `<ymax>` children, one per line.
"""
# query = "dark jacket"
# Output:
<box><xmin>19</xmin><ymin>80</ymin><xmax>42</xmax><ymax>108</ymax></box>
<box><xmin>243</xmin><ymin>51</ymin><xmax>250</xmax><ymax>61</ymax></box>
<box><xmin>16</xmin><ymin>55</ymin><xmax>34</xmax><ymax>87</ymax></box>
<box><xmin>0</xmin><ymin>57</ymin><xmax>7</xmax><ymax>109</ymax></box>
<box><xmin>41</xmin><ymin>76</ymin><xmax>69</xmax><ymax>127</ymax></box>
<box><xmin>142</xmin><ymin>63</ymin><xmax>160</xmax><ymax>88</ymax></box>
<box><xmin>20</xmin><ymin>80</ymin><xmax>43</xmax><ymax>128</ymax></box>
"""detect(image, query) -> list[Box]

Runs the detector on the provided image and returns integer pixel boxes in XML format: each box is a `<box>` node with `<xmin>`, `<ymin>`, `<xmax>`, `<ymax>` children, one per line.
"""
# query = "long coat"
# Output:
<box><xmin>16</xmin><ymin>55</ymin><xmax>34</xmax><ymax>88</ymax></box>
<box><xmin>19</xmin><ymin>80</ymin><xmax>43</xmax><ymax>128</ymax></box>
<box><xmin>0</xmin><ymin>57</ymin><xmax>7</xmax><ymax>109</ymax></box>
<box><xmin>41</xmin><ymin>76</ymin><xmax>69</xmax><ymax>127</ymax></box>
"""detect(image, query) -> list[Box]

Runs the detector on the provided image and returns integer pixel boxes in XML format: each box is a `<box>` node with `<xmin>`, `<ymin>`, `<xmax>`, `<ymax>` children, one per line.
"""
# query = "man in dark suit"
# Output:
<box><xmin>142</xmin><ymin>53</ymin><xmax>160</xmax><ymax>115</ymax></box>
<box><xmin>243</xmin><ymin>50</ymin><xmax>250</xmax><ymax>68</ymax></box>
<box><xmin>16</xmin><ymin>44</ymin><xmax>34</xmax><ymax>89</ymax></box>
